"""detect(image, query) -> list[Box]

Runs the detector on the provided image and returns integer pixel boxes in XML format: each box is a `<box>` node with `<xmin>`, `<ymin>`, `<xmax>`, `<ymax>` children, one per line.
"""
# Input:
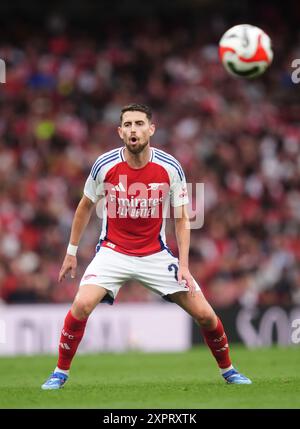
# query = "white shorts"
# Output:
<box><xmin>79</xmin><ymin>247</ymin><xmax>201</xmax><ymax>304</ymax></box>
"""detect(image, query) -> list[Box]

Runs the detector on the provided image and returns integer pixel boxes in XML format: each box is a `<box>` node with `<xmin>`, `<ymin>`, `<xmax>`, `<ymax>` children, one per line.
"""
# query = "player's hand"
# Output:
<box><xmin>178</xmin><ymin>266</ymin><xmax>196</xmax><ymax>297</ymax></box>
<box><xmin>58</xmin><ymin>254</ymin><xmax>77</xmax><ymax>282</ymax></box>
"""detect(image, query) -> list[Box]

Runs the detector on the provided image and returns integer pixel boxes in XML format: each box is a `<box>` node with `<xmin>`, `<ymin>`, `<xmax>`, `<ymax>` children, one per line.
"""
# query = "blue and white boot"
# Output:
<box><xmin>41</xmin><ymin>372</ymin><xmax>68</xmax><ymax>390</ymax></box>
<box><xmin>222</xmin><ymin>368</ymin><xmax>252</xmax><ymax>384</ymax></box>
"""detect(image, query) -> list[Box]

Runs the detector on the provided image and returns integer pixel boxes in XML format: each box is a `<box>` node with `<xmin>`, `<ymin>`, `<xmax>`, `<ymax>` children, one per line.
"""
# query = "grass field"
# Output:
<box><xmin>0</xmin><ymin>346</ymin><xmax>299</xmax><ymax>409</ymax></box>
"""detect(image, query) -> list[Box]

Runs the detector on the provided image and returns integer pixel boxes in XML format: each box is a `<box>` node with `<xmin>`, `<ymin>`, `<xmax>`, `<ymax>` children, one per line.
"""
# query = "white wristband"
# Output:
<box><xmin>67</xmin><ymin>244</ymin><xmax>78</xmax><ymax>256</ymax></box>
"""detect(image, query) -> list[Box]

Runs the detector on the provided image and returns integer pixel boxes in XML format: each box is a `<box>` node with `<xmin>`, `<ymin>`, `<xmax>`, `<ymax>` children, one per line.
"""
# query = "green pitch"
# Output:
<box><xmin>0</xmin><ymin>346</ymin><xmax>299</xmax><ymax>409</ymax></box>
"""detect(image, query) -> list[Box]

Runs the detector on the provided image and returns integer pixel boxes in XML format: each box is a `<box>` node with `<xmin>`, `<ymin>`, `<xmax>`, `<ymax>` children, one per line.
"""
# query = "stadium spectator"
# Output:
<box><xmin>0</xmin><ymin>7</ymin><xmax>299</xmax><ymax>308</ymax></box>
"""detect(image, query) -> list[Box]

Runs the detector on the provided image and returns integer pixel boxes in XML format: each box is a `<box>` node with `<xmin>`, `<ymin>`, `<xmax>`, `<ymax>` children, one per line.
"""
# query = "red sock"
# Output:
<box><xmin>201</xmin><ymin>317</ymin><xmax>232</xmax><ymax>369</ymax></box>
<box><xmin>57</xmin><ymin>310</ymin><xmax>88</xmax><ymax>370</ymax></box>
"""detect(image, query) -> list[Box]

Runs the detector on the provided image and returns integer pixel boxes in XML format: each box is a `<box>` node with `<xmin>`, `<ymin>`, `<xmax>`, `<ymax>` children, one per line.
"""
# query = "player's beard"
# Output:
<box><xmin>125</xmin><ymin>139</ymin><xmax>149</xmax><ymax>154</ymax></box>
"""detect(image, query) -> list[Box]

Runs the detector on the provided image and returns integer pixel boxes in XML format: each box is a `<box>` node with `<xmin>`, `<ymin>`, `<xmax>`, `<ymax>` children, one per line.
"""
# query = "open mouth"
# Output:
<box><xmin>130</xmin><ymin>136</ymin><xmax>138</xmax><ymax>143</ymax></box>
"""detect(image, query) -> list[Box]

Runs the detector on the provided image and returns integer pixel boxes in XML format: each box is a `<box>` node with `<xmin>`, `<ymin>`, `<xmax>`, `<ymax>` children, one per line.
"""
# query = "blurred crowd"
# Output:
<box><xmin>0</xmin><ymin>6</ymin><xmax>300</xmax><ymax>307</ymax></box>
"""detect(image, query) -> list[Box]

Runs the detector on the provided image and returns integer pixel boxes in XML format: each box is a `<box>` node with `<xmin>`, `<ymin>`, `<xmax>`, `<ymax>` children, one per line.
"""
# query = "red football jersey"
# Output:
<box><xmin>84</xmin><ymin>147</ymin><xmax>188</xmax><ymax>256</ymax></box>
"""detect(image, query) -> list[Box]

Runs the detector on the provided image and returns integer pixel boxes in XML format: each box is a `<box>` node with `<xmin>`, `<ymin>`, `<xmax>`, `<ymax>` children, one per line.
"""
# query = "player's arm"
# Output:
<box><xmin>174</xmin><ymin>204</ymin><xmax>196</xmax><ymax>296</ymax></box>
<box><xmin>58</xmin><ymin>195</ymin><xmax>95</xmax><ymax>282</ymax></box>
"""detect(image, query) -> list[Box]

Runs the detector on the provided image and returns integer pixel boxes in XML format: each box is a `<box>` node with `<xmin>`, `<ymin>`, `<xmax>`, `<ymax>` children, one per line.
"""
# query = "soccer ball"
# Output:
<box><xmin>219</xmin><ymin>24</ymin><xmax>273</xmax><ymax>78</ymax></box>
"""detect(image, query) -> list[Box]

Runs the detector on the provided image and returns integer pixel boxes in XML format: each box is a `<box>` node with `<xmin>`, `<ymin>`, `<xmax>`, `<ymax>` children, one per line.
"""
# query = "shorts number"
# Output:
<box><xmin>168</xmin><ymin>263</ymin><xmax>178</xmax><ymax>281</ymax></box>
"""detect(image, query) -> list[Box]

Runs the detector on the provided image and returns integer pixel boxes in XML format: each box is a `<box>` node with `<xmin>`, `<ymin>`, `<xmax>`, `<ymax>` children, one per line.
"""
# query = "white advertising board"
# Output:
<box><xmin>0</xmin><ymin>303</ymin><xmax>191</xmax><ymax>355</ymax></box>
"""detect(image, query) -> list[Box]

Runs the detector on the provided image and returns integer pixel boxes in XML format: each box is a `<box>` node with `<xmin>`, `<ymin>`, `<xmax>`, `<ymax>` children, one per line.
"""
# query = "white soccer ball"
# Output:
<box><xmin>219</xmin><ymin>24</ymin><xmax>273</xmax><ymax>78</ymax></box>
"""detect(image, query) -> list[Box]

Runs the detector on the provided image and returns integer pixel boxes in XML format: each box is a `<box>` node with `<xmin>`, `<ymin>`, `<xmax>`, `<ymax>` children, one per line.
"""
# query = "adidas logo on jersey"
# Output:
<box><xmin>112</xmin><ymin>182</ymin><xmax>126</xmax><ymax>192</ymax></box>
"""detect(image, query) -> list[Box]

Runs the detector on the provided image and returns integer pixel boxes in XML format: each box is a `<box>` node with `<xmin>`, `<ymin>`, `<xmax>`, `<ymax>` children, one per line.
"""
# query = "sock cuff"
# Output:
<box><xmin>65</xmin><ymin>309</ymin><xmax>88</xmax><ymax>331</ymax></box>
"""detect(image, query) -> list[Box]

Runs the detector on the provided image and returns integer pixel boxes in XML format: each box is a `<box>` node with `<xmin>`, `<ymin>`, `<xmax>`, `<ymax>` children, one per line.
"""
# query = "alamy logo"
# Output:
<box><xmin>291</xmin><ymin>319</ymin><xmax>300</xmax><ymax>344</ymax></box>
<box><xmin>0</xmin><ymin>59</ymin><xmax>6</xmax><ymax>83</ymax></box>
<box><xmin>95</xmin><ymin>175</ymin><xmax>205</xmax><ymax>228</ymax></box>
<box><xmin>0</xmin><ymin>320</ymin><xmax>6</xmax><ymax>343</ymax></box>
<box><xmin>291</xmin><ymin>59</ymin><xmax>300</xmax><ymax>84</ymax></box>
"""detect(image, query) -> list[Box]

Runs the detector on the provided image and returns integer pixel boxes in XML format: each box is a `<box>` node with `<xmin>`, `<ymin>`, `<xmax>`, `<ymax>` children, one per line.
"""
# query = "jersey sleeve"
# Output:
<box><xmin>83</xmin><ymin>163</ymin><xmax>105</xmax><ymax>203</ymax></box>
<box><xmin>170</xmin><ymin>166</ymin><xmax>189</xmax><ymax>207</ymax></box>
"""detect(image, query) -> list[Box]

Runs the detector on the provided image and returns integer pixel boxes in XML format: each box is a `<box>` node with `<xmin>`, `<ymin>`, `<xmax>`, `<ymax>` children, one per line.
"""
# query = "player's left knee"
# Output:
<box><xmin>194</xmin><ymin>311</ymin><xmax>217</xmax><ymax>329</ymax></box>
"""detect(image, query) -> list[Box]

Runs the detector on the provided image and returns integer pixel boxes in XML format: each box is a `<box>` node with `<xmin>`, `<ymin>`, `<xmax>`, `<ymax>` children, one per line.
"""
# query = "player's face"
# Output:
<box><xmin>118</xmin><ymin>111</ymin><xmax>155</xmax><ymax>154</ymax></box>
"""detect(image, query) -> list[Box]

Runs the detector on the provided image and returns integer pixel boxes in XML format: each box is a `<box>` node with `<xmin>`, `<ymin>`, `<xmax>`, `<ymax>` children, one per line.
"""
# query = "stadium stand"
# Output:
<box><xmin>0</xmin><ymin>0</ymin><xmax>299</xmax><ymax>308</ymax></box>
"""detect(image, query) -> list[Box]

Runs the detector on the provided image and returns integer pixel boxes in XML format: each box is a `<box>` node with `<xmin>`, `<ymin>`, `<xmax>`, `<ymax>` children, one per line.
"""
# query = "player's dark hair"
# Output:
<box><xmin>120</xmin><ymin>103</ymin><xmax>152</xmax><ymax>123</ymax></box>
